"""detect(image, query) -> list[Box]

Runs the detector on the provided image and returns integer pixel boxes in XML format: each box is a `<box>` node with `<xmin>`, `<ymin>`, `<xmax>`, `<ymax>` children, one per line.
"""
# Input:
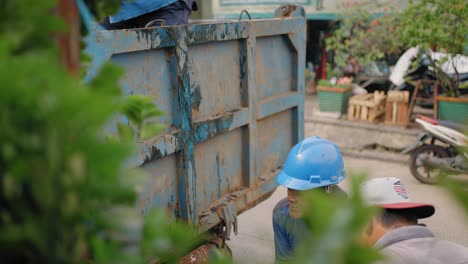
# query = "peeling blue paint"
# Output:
<box><xmin>190</xmin><ymin>83</ymin><xmax>202</xmax><ymax>111</ymax></box>
<box><xmin>193</xmin><ymin>113</ymin><xmax>235</xmax><ymax>143</ymax></box>
<box><xmin>81</xmin><ymin>4</ymin><xmax>307</xmax><ymax>231</ymax></box>
<box><xmin>188</xmin><ymin>22</ymin><xmax>248</xmax><ymax>43</ymax></box>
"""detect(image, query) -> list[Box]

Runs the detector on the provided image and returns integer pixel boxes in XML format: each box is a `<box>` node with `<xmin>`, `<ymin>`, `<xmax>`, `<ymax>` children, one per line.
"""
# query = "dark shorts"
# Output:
<box><xmin>101</xmin><ymin>1</ymin><xmax>191</xmax><ymax>30</ymax></box>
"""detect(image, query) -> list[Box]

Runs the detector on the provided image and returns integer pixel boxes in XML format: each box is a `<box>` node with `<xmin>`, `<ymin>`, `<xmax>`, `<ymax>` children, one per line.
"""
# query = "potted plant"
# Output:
<box><xmin>400</xmin><ymin>0</ymin><xmax>468</xmax><ymax>123</ymax></box>
<box><xmin>317</xmin><ymin>77</ymin><xmax>353</xmax><ymax>114</ymax></box>
<box><xmin>326</xmin><ymin>1</ymin><xmax>404</xmax><ymax>81</ymax></box>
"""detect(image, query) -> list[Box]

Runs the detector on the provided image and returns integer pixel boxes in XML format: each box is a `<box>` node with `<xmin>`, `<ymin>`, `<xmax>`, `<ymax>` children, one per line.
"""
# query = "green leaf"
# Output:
<box><xmin>117</xmin><ymin>122</ymin><xmax>135</xmax><ymax>142</ymax></box>
<box><xmin>291</xmin><ymin>175</ymin><xmax>383</xmax><ymax>264</ymax></box>
<box><xmin>141</xmin><ymin>209</ymin><xmax>204</xmax><ymax>263</ymax></box>
<box><xmin>120</xmin><ymin>95</ymin><xmax>163</xmax><ymax>128</ymax></box>
<box><xmin>140</xmin><ymin>123</ymin><xmax>165</xmax><ymax>140</ymax></box>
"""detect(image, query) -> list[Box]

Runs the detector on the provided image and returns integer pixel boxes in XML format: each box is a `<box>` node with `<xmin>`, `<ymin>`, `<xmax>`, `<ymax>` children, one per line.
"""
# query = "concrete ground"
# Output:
<box><xmin>227</xmin><ymin>157</ymin><xmax>468</xmax><ymax>264</ymax></box>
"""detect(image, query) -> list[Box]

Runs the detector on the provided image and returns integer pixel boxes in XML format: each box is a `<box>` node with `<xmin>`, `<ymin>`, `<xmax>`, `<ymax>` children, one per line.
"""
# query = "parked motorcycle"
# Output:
<box><xmin>389</xmin><ymin>47</ymin><xmax>468</xmax><ymax>107</ymax></box>
<box><xmin>401</xmin><ymin>115</ymin><xmax>468</xmax><ymax>184</ymax></box>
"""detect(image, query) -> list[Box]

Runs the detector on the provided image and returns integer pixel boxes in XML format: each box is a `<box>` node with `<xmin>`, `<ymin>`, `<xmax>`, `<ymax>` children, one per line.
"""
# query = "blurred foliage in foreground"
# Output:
<box><xmin>290</xmin><ymin>175</ymin><xmax>383</xmax><ymax>264</ymax></box>
<box><xmin>0</xmin><ymin>0</ymin><xmax>203</xmax><ymax>263</ymax></box>
<box><xmin>1</xmin><ymin>0</ymin><xmax>467</xmax><ymax>264</ymax></box>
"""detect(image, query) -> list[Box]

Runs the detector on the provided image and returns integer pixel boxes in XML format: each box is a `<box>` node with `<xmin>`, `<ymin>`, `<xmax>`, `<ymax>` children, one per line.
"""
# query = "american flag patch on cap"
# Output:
<box><xmin>393</xmin><ymin>180</ymin><xmax>409</xmax><ymax>199</ymax></box>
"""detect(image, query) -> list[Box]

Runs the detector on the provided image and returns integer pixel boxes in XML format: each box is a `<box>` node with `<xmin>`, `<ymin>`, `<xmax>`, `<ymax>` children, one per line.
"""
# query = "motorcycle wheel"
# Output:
<box><xmin>410</xmin><ymin>145</ymin><xmax>449</xmax><ymax>184</ymax></box>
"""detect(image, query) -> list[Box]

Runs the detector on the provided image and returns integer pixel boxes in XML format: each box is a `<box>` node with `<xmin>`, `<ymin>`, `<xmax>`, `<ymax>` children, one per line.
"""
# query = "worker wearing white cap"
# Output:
<box><xmin>360</xmin><ymin>177</ymin><xmax>468</xmax><ymax>264</ymax></box>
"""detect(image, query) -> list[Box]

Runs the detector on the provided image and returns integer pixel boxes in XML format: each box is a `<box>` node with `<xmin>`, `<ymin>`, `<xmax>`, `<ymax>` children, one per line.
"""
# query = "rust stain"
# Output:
<box><xmin>178</xmin><ymin>245</ymin><xmax>210</xmax><ymax>264</ymax></box>
<box><xmin>263</xmin><ymin>153</ymin><xmax>279</xmax><ymax>171</ymax></box>
<box><xmin>55</xmin><ymin>0</ymin><xmax>80</xmax><ymax>75</ymax></box>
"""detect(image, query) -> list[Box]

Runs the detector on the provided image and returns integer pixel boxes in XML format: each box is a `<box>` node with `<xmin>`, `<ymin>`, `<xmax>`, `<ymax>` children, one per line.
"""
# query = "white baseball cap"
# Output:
<box><xmin>361</xmin><ymin>177</ymin><xmax>435</xmax><ymax>219</ymax></box>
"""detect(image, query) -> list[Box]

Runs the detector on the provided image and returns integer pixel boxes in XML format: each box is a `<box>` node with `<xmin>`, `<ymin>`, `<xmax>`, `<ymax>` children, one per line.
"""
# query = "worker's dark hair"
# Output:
<box><xmin>378</xmin><ymin>208</ymin><xmax>418</xmax><ymax>228</ymax></box>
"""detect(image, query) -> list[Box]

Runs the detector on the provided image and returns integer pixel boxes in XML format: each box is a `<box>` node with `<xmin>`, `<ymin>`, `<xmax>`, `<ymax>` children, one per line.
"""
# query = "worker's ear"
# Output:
<box><xmin>365</xmin><ymin>218</ymin><xmax>374</xmax><ymax>236</ymax></box>
<box><xmin>360</xmin><ymin>217</ymin><xmax>377</xmax><ymax>247</ymax></box>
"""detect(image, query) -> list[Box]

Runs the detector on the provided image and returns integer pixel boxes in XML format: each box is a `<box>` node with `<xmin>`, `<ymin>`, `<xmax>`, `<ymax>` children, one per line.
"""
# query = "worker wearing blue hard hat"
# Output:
<box><xmin>272</xmin><ymin>136</ymin><xmax>347</xmax><ymax>262</ymax></box>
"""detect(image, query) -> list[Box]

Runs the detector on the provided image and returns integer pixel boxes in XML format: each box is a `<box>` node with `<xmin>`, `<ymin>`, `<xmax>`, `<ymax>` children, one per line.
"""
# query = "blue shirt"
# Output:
<box><xmin>272</xmin><ymin>187</ymin><xmax>347</xmax><ymax>263</ymax></box>
<box><xmin>109</xmin><ymin>0</ymin><xmax>178</xmax><ymax>23</ymax></box>
<box><xmin>273</xmin><ymin>198</ymin><xmax>309</xmax><ymax>263</ymax></box>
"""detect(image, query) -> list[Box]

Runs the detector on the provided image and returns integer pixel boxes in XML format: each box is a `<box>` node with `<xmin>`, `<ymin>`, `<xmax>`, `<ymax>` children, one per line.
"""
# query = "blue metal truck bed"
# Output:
<box><xmin>87</xmin><ymin>5</ymin><xmax>306</xmax><ymax>237</ymax></box>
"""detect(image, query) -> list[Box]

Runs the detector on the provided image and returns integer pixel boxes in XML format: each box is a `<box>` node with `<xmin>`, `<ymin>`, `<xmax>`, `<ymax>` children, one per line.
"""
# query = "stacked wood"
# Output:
<box><xmin>347</xmin><ymin>91</ymin><xmax>386</xmax><ymax>123</ymax></box>
<box><xmin>385</xmin><ymin>91</ymin><xmax>410</xmax><ymax>127</ymax></box>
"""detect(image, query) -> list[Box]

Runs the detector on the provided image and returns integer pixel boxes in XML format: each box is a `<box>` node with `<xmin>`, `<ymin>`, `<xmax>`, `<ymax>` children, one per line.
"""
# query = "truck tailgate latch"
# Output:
<box><xmin>217</xmin><ymin>202</ymin><xmax>238</xmax><ymax>240</ymax></box>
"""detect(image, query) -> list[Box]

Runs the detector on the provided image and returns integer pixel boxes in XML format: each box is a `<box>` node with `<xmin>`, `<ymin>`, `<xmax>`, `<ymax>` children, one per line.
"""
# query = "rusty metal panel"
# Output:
<box><xmin>189</xmin><ymin>41</ymin><xmax>244</xmax><ymax>123</ymax></box>
<box><xmin>137</xmin><ymin>154</ymin><xmax>179</xmax><ymax>217</ymax></box>
<box><xmin>256</xmin><ymin>110</ymin><xmax>295</xmax><ymax>178</ymax></box>
<box><xmin>86</xmin><ymin>8</ymin><xmax>306</xmax><ymax>232</ymax></box>
<box><xmin>194</xmin><ymin>128</ymin><xmax>246</xmax><ymax>212</ymax></box>
<box><xmin>255</xmin><ymin>36</ymin><xmax>296</xmax><ymax>101</ymax></box>
<box><xmin>112</xmin><ymin>49</ymin><xmax>177</xmax><ymax>126</ymax></box>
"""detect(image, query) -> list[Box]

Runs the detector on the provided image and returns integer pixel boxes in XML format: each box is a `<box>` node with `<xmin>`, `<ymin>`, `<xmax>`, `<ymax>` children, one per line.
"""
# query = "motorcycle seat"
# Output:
<box><xmin>416</xmin><ymin>115</ymin><xmax>468</xmax><ymax>133</ymax></box>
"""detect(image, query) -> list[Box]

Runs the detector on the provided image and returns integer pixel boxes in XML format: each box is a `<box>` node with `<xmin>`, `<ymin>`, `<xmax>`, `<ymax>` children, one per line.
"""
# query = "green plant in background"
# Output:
<box><xmin>326</xmin><ymin>63</ymin><xmax>343</xmax><ymax>81</ymax></box>
<box><xmin>117</xmin><ymin>95</ymin><xmax>166</xmax><ymax>142</ymax></box>
<box><xmin>326</xmin><ymin>1</ymin><xmax>404</xmax><ymax>77</ymax></box>
<box><xmin>400</xmin><ymin>0</ymin><xmax>467</xmax><ymax>58</ymax></box>
<box><xmin>317</xmin><ymin>79</ymin><xmax>352</xmax><ymax>89</ymax></box>
<box><xmin>400</xmin><ymin>0</ymin><xmax>468</xmax><ymax>97</ymax></box>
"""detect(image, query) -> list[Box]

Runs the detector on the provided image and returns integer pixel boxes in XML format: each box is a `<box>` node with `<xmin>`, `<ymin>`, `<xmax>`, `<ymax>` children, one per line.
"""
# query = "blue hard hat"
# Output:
<box><xmin>276</xmin><ymin>136</ymin><xmax>346</xmax><ymax>191</ymax></box>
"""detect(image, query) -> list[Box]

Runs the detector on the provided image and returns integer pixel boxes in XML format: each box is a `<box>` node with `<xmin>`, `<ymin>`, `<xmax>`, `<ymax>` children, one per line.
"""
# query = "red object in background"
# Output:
<box><xmin>55</xmin><ymin>0</ymin><xmax>80</xmax><ymax>75</ymax></box>
<box><xmin>314</xmin><ymin>66</ymin><xmax>321</xmax><ymax>82</ymax></box>
<box><xmin>321</xmin><ymin>45</ymin><xmax>327</xmax><ymax>79</ymax></box>
<box><xmin>417</xmin><ymin>114</ymin><xmax>438</xmax><ymax>125</ymax></box>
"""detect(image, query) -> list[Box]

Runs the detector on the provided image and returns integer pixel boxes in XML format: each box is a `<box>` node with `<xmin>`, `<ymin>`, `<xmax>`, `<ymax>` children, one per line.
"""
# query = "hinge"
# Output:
<box><xmin>216</xmin><ymin>202</ymin><xmax>238</xmax><ymax>241</ymax></box>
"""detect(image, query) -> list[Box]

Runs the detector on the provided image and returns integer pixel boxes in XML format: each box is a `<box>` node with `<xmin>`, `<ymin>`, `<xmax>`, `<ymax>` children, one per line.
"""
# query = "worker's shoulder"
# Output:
<box><xmin>273</xmin><ymin>197</ymin><xmax>290</xmax><ymax>220</ymax></box>
<box><xmin>274</xmin><ymin>197</ymin><xmax>289</xmax><ymax>210</ymax></box>
<box><xmin>432</xmin><ymin>239</ymin><xmax>468</xmax><ymax>261</ymax></box>
<box><xmin>383</xmin><ymin>237</ymin><xmax>468</xmax><ymax>263</ymax></box>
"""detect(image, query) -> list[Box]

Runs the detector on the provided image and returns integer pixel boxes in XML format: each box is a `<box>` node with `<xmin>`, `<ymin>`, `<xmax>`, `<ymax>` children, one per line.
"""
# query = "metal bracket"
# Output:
<box><xmin>216</xmin><ymin>202</ymin><xmax>238</xmax><ymax>241</ymax></box>
<box><xmin>274</xmin><ymin>4</ymin><xmax>306</xmax><ymax>18</ymax></box>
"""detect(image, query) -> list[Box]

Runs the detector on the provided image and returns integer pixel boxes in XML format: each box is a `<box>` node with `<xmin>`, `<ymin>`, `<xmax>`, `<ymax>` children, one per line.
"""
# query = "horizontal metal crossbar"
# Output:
<box><xmin>136</xmin><ymin>107</ymin><xmax>250</xmax><ymax>164</ymax></box>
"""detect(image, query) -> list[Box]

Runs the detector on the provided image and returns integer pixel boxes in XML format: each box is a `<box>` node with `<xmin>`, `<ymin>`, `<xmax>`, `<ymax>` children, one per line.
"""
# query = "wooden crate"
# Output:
<box><xmin>347</xmin><ymin>91</ymin><xmax>386</xmax><ymax>123</ymax></box>
<box><xmin>385</xmin><ymin>91</ymin><xmax>410</xmax><ymax>127</ymax></box>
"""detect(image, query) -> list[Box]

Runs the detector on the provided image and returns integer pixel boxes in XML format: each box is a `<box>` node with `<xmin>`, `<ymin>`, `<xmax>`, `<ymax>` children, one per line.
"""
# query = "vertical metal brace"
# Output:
<box><xmin>216</xmin><ymin>202</ymin><xmax>238</xmax><ymax>241</ymax></box>
<box><xmin>175</xmin><ymin>26</ymin><xmax>197</xmax><ymax>223</ymax></box>
<box><xmin>245</xmin><ymin>26</ymin><xmax>257</xmax><ymax>188</ymax></box>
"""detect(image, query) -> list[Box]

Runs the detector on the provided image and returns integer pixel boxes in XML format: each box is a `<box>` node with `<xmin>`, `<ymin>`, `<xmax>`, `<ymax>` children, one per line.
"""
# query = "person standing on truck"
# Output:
<box><xmin>360</xmin><ymin>177</ymin><xmax>468</xmax><ymax>263</ymax></box>
<box><xmin>101</xmin><ymin>0</ymin><xmax>198</xmax><ymax>30</ymax></box>
<box><xmin>272</xmin><ymin>136</ymin><xmax>347</xmax><ymax>262</ymax></box>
